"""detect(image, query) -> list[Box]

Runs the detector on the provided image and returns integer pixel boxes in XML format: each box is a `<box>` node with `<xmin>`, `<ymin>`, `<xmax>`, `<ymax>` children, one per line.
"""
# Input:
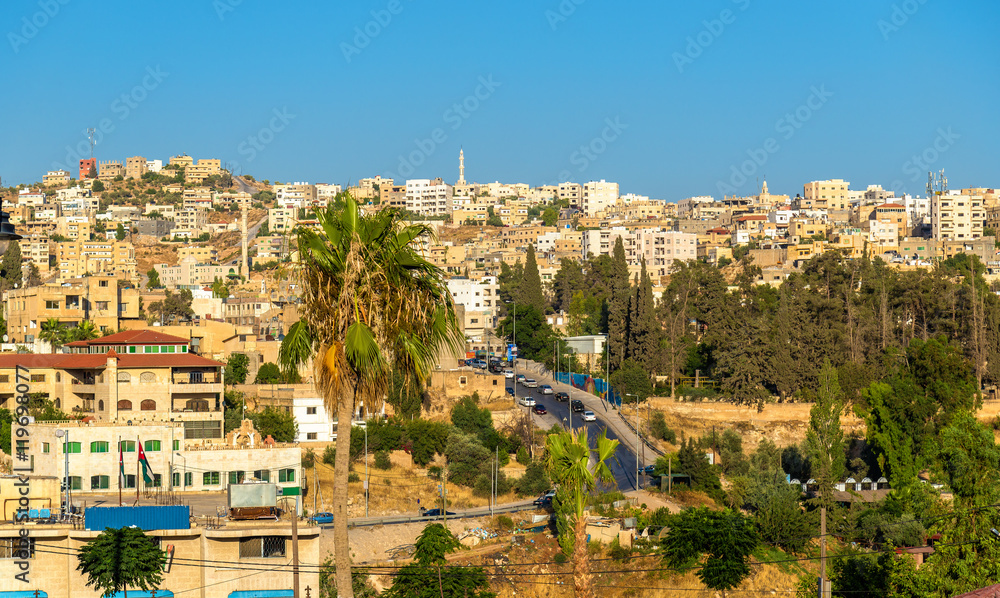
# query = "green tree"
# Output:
<box><xmin>39</xmin><ymin>317</ymin><xmax>67</xmax><ymax>353</ymax></box>
<box><xmin>211</xmin><ymin>277</ymin><xmax>230</xmax><ymax>299</ymax></box>
<box><xmin>148</xmin><ymin>289</ymin><xmax>194</xmax><ymax>323</ymax></box>
<box><xmin>0</xmin><ymin>240</ymin><xmax>22</xmax><ymax>291</ymax></box>
<box><xmin>383</xmin><ymin>523</ymin><xmax>494</xmax><ymax>598</ymax></box>
<box><xmin>77</xmin><ymin>527</ymin><xmax>165</xmax><ymax>598</ymax></box>
<box><xmin>607</xmin><ymin>236</ymin><xmax>630</xmax><ymax>372</ymax></box>
<box><xmin>277</xmin><ymin>194</ymin><xmax>462</xmax><ymax>598</ymax></box>
<box><xmin>519</xmin><ymin>244</ymin><xmax>546</xmax><ymax>312</ymax></box>
<box><xmin>609</xmin><ymin>358</ymin><xmax>654</xmax><ymax>402</ymax></box>
<box><xmin>496</xmin><ymin>304</ymin><xmax>556</xmax><ymax>364</ymax></box>
<box><xmin>25</xmin><ymin>263</ymin><xmax>41</xmax><ymax>287</ymax></box>
<box><xmin>145</xmin><ymin>268</ymin><xmax>161</xmax><ymax>289</ymax></box>
<box><xmin>450</xmin><ymin>394</ymin><xmax>492</xmax><ymax>437</ymax></box>
<box><xmin>661</xmin><ymin>507</ymin><xmax>759</xmax><ymax>597</ymax></box>
<box><xmin>254</xmin><ymin>362</ymin><xmax>282</xmax><ymax>383</ymax></box>
<box><xmin>485</xmin><ymin>206</ymin><xmax>502</xmax><ymax>227</ymax></box>
<box><xmin>250</xmin><ymin>407</ymin><xmax>297</xmax><ymax>443</ymax></box>
<box><xmin>541</xmin><ymin>206</ymin><xmax>558</xmax><ymax>226</ymax></box>
<box><xmin>546</xmin><ymin>429</ymin><xmax>619</xmax><ymax>598</ymax></box>
<box><xmin>225</xmin><ymin>353</ymin><xmax>249</xmax><ymax>385</ymax></box>
<box><xmin>115</xmin><ymin>223</ymin><xmax>127</xmax><ymax>241</ymax></box>
<box><xmin>91</xmin><ymin>180</ymin><xmax>105</xmax><ymax>192</ymax></box>
<box><xmin>805</xmin><ymin>359</ymin><xmax>846</xmax><ymax>508</ymax></box>
<box><xmin>626</xmin><ymin>259</ymin><xmax>660</xmax><ymax>373</ymax></box>
<box><xmin>66</xmin><ymin>320</ymin><xmax>100</xmax><ymax>343</ymax></box>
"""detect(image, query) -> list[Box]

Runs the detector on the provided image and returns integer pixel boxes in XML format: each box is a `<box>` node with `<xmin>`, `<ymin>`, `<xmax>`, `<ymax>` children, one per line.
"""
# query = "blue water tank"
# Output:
<box><xmin>85</xmin><ymin>506</ymin><xmax>190</xmax><ymax>531</ymax></box>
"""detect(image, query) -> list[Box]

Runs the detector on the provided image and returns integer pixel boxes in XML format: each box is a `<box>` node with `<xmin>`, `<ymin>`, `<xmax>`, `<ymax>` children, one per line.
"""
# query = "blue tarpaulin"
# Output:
<box><xmin>85</xmin><ymin>506</ymin><xmax>190</xmax><ymax>531</ymax></box>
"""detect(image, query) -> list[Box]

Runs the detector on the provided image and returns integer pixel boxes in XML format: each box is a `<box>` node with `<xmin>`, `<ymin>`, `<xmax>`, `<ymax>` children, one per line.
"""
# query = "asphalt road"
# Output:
<box><xmin>491</xmin><ymin>364</ymin><xmax>649</xmax><ymax>492</ymax></box>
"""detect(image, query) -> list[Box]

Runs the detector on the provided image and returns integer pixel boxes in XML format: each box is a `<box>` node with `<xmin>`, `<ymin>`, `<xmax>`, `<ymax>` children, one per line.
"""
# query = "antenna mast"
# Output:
<box><xmin>87</xmin><ymin>128</ymin><xmax>96</xmax><ymax>159</ymax></box>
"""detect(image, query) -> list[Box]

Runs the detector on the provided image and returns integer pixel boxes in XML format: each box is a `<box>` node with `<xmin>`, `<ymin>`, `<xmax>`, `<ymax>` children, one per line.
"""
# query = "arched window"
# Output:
<box><xmin>140</xmin><ymin>372</ymin><xmax>156</xmax><ymax>383</ymax></box>
<box><xmin>117</xmin><ymin>372</ymin><xmax>131</xmax><ymax>383</ymax></box>
<box><xmin>118</xmin><ymin>400</ymin><xmax>132</xmax><ymax>411</ymax></box>
<box><xmin>98</xmin><ymin>400</ymin><xmax>105</xmax><ymax>411</ymax></box>
<box><xmin>54</xmin><ymin>399</ymin><xmax>60</xmax><ymax>408</ymax></box>
<box><xmin>140</xmin><ymin>399</ymin><xmax>156</xmax><ymax>411</ymax></box>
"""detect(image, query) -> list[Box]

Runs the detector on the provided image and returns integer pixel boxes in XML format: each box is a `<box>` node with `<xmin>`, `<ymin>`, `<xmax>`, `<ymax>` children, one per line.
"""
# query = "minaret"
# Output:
<box><xmin>240</xmin><ymin>198</ymin><xmax>249</xmax><ymax>280</ymax></box>
<box><xmin>458</xmin><ymin>149</ymin><xmax>466</xmax><ymax>185</ymax></box>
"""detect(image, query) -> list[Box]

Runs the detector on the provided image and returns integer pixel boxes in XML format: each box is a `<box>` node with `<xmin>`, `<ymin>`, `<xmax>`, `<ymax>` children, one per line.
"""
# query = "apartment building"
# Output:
<box><xmin>315</xmin><ymin>183</ymin><xmax>342</xmax><ymax>204</ymax></box>
<box><xmin>17</xmin><ymin>188</ymin><xmax>45</xmax><ymax>207</ymax></box>
<box><xmin>633</xmin><ymin>229</ymin><xmax>697</xmax><ymax>279</ymax></box>
<box><xmin>212</xmin><ymin>191</ymin><xmax>253</xmax><ymax>210</ymax></box>
<box><xmin>155</xmin><ymin>258</ymin><xmax>240</xmax><ymax>290</ymax></box>
<box><xmin>380</xmin><ymin>184</ymin><xmax>407</xmax><ymax>209</ymax></box>
<box><xmin>800</xmin><ymin>179</ymin><xmax>850</xmax><ymax>211</ymax></box>
<box><xmin>582</xmin><ymin>180</ymin><xmax>619</xmax><ymax>216</ymax></box>
<box><xmin>136</xmin><ymin>218</ymin><xmax>175</xmax><ymax>237</ymax></box>
<box><xmin>174</xmin><ymin>208</ymin><xmax>209</xmax><ymax>235</ymax></box>
<box><xmin>4</xmin><ymin>277</ymin><xmax>141</xmax><ymax>344</ymax></box>
<box><xmin>97</xmin><ymin>161</ymin><xmax>124</xmax><ymax>182</ymax></box>
<box><xmin>872</xmin><ymin>203</ymin><xmax>907</xmax><ymax>233</ymax></box>
<box><xmin>406</xmin><ymin>178</ymin><xmax>453</xmax><ymax>216</ymax></box>
<box><xmin>185</xmin><ymin>158</ymin><xmax>222</xmax><ymax>184</ymax></box>
<box><xmin>447</xmin><ymin>276</ymin><xmax>499</xmax><ymax>337</ymax></box>
<box><xmin>932</xmin><ymin>193</ymin><xmax>985</xmax><ymax>241</ymax></box>
<box><xmin>54</xmin><ymin>216</ymin><xmax>92</xmax><ymax>241</ymax></box>
<box><xmin>178</xmin><ymin>245</ymin><xmax>219</xmax><ymax>264</ymax></box>
<box><xmin>580</xmin><ymin>228</ymin><xmax>630</xmax><ymax>260</ymax></box>
<box><xmin>42</xmin><ymin>170</ymin><xmax>70</xmax><ymax>186</ymax></box>
<box><xmin>125</xmin><ymin>155</ymin><xmax>148</xmax><ymax>179</ymax></box>
<box><xmin>55</xmin><ymin>239</ymin><xmax>136</xmax><ymax>280</ymax></box>
<box><xmin>182</xmin><ymin>187</ymin><xmax>213</xmax><ymax>210</ymax></box>
<box><xmin>223</xmin><ymin>296</ymin><xmax>275</xmax><ymax>335</ymax></box>
<box><xmin>274</xmin><ymin>182</ymin><xmax>317</xmax><ymax>208</ymax></box>
<box><xmin>268</xmin><ymin>206</ymin><xmax>298</xmax><ymax>232</ymax></box>
<box><xmin>254</xmin><ymin>235</ymin><xmax>290</xmax><ymax>261</ymax></box>
<box><xmin>22</xmin><ymin>239</ymin><xmax>50</xmax><ymax>273</ymax></box>
<box><xmin>78</xmin><ymin>157</ymin><xmax>96</xmax><ymax>179</ymax></box>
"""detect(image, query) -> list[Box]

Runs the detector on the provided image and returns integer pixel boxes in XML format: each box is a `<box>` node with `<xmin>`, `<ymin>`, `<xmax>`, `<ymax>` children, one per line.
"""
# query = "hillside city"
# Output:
<box><xmin>2</xmin><ymin>150</ymin><xmax>1000</xmax><ymax>598</ymax></box>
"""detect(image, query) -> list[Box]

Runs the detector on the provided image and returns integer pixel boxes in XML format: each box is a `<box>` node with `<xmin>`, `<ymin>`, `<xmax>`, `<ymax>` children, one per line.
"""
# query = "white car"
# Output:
<box><xmin>540</xmin><ymin>385</ymin><xmax>553</xmax><ymax>395</ymax></box>
<box><xmin>503</xmin><ymin>369</ymin><xmax>514</xmax><ymax>379</ymax></box>
<box><xmin>522</xmin><ymin>378</ymin><xmax>538</xmax><ymax>388</ymax></box>
<box><xmin>582</xmin><ymin>410</ymin><xmax>596</xmax><ymax>422</ymax></box>
<box><xmin>518</xmin><ymin>396</ymin><xmax>536</xmax><ymax>407</ymax></box>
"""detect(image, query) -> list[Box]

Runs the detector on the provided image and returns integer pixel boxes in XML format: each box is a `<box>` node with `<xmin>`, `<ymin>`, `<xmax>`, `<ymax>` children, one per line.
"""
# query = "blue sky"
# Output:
<box><xmin>2</xmin><ymin>0</ymin><xmax>997</xmax><ymax>200</ymax></box>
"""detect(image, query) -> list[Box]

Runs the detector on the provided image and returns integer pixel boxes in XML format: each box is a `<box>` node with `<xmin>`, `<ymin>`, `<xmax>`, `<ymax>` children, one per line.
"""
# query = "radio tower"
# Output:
<box><xmin>87</xmin><ymin>128</ymin><xmax>96</xmax><ymax>159</ymax></box>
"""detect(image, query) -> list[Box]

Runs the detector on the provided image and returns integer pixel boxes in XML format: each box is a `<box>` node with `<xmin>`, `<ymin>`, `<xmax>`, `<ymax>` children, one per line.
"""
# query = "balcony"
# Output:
<box><xmin>171</xmin><ymin>373</ymin><xmax>221</xmax><ymax>385</ymax></box>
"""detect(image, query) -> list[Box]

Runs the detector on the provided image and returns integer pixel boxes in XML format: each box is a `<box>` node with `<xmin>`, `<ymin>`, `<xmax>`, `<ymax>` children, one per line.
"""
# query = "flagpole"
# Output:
<box><xmin>118</xmin><ymin>436</ymin><xmax>122</xmax><ymax>506</ymax></box>
<box><xmin>136</xmin><ymin>435</ymin><xmax>140</xmax><ymax>504</ymax></box>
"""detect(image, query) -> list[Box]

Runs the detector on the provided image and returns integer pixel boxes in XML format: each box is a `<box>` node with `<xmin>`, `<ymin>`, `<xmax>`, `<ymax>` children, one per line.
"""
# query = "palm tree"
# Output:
<box><xmin>279</xmin><ymin>194</ymin><xmax>462</xmax><ymax>598</ymax></box>
<box><xmin>546</xmin><ymin>429</ymin><xmax>620</xmax><ymax>598</ymax></box>
<box><xmin>67</xmin><ymin>320</ymin><xmax>100</xmax><ymax>343</ymax></box>
<box><xmin>39</xmin><ymin>318</ymin><xmax>67</xmax><ymax>353</ymax></box>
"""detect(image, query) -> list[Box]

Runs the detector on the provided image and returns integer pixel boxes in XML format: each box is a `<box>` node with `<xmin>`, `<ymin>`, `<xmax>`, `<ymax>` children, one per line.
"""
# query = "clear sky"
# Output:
<box><xmin>2</xmin><ymin>0</ymin><xmax>998</xmax><ymax>200</ymax></box>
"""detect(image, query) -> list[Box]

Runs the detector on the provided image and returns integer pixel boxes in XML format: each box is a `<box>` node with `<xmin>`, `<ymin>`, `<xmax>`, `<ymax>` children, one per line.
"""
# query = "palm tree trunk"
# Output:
<box><xmin>333</xmin><ymin>394</ymin><xmax>354</xmax><ymax>598</ymax></box>
<box><xmin>573</xmin><ymin>515</ymin><xmax>593</xmax><ymax>598</ymax></box>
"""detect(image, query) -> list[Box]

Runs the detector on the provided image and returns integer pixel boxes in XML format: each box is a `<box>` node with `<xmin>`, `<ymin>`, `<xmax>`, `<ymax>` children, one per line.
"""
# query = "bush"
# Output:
<box><xmin>403</xmin><ymin>419</ymin><xmax>451</xmax><ymax>466</ymax></box>
<box><xmin>609</xmin><ymin>537</ymin><xmax>632</xmax><ymax>562</ymax></box>
<box><xmin>446</xmin><ymin>431</ymin><xmax>493</xmax><ymax>488</ymax></box>
<box><xmin>493</xmin><ymin>515</ymin><xmax>514</xmax><ymax>532</ymax></box>
<box><xmin>516</xmin><ymin>447</ymin><xmax>531</xmax><ymax>465</ymax></box>
<box><xmin>473</xmin><ymin>471</ymin><xmax>511</xmax><ymax>498</ymax></box>
<box><xmin>553</xmin><ymin>552</ymin><xmax>568</xmax><ymax>564</ymax></box>
<box><xmin>649</xmin><ymin>411</ymin><xmax>677</xmax><ymax>444</ymax></box>
<box><xmin>374</xmin><ymin>450</ymin><xmax>392</xmax><ymax>470</ymax></box>
<box><xmin>515</xmin><ymin>461</ymin><xmax>551</xmax><ymax>497</ymax></box>
<box><xmin>322</xmin><ymin>446</ymin><xmax>336</xmax><ymax>466</ymax></box>
<box><xmin>348</xmin><ymin>472</ymin><xmax>360</xmax><ymax>483</ymax></box>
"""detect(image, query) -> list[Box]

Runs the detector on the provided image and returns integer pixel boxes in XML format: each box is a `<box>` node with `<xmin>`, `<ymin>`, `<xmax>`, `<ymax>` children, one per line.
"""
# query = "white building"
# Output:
<box><xmin>146</xmin><ymin>159</ymin><xmax>163</xmax><ymax>173</ymax></box>
<box><xmin>582</xmin><ymin>180</ymin><xmax>619</xmax><ymax>216</ymax></box>
<box><xmin>932</xmin><ymin>193</ymin><xmax>984</xmax><ymax>241</ymax></box>
<box><xmin>633</xmin><ymin>229</ymin><xmax>698</xmax><ymax>278</ymax></box>
<box><xmin>446</xmin><ymin>276</ymin><xmax>498</xmax><ymax>337</ymax></box>
<box><xmin>406</xmin><ymin>178</ymin><xmax>453</xmax><ymax>217</ymax></box>
<box><xmin>293</xmin><ymin>396</ymin><xmax>336</xmax><ymax>442</ymax></box>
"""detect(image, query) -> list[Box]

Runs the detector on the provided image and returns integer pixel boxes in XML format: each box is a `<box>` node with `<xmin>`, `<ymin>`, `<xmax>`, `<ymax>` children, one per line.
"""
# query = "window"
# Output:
<box><xmin>0</xmin><ymin>538</ymin><xmax>35</xmax><ymax>559</ymax></box>
<box><xmin>64</xmin><ymin>442</ymin><xmax>81</xmax><ymax>454</ymax></box>
<box><xmin>184</xmin><ymin>472</ymin><xmax>193</xmax><ymax>487</ymax></box>
<box><xmin>15</xmin><ymin>440</ymin><xmax>28</xmax><ymax>455</ymax></box>
<box><xmin>172</xmin><ymin>472</ymin><xmax>180</xmax><ymax>488</ymax></box>
<box><xmin>118</xmin><ymin>400</ymin><xmax>132</xmax><ymax>411</ymax></box>
<box><xmin>254</xmin><ymin>470</ymin><xmax>270</xmax><ymax>482</ymax></box>
<box><xmin>69</xmin><ymin>476</ymin><xmax>82</xmax><ymax>490</ymax></box>
<box><xmin>96</xmin><ymin>301</ymin><xmax>109</xmax><ymax>310</ymax></box>
<box><xmin>278</xmin><ymin>469</ymin><xmax>295</xmax><ymax>483</ymax></box>
<box><xmin>229</xmin><ymin>471</ymin><xmax>245</xmax><ymax>484</ymax></box>
<box><xmin>91</xmin><ymin>475</ymin><xmax>110</xmax><ymax>490</ymax></box>
<box><xmin>203</xmin><ymin>471</ymin><xmax>220</xmax><ymax>485</ymax></box>
<box><xmin>173</xmin><ymin>440</ymin><xmax>180</xmax><ymax>450</ymax></box>
<box><xmin>90</xmin><ymin>441</ymin><xmax>109</xmax><ymax>453</ymax></box>
<box><xmin>42</xmin><ymin>443</ymin><xmax>49</xmax><ymax>454</ymax></box>
<box><xmin>0</xmin><ymin>375</ymin><xmax>7</xmax><ymax>383</ymax></box>
<box><xmin>239</xmin><ymin>537</ymin><xmax>286</xmax><ymax>559</ymax></box>
<box><xmin>184</xmin><ymin>420</ymin><xmax>222</xmax><ymax>440</ymax></box>
<box><xmin>122</xmin><ymin>474</ymin><xmax>136</xmax><ymax>489</ymax></box>
<box><xmin>144</xmin><ymin>440</ymin><xmax>161</xmax><ymax>452</ymax></box>
<box><xmin>141</xmin><ymin>399</ymin><xmax>156</xmax><ymax>411</ymax></box>
<box><xmin>306</xmin><ymin>407</ymin><xmax>317</xmax><ymax>415</ymax></box>
<box><xmin>121</xmin><ymin>440</ymin><xmax>136</xmax><ymax>453</ymax></box>
<box><xmin>99</xmin><ymin>280</ymin><xmax>109</xmax><ymax>287</ymax></box>
<box><xmin>45</xmin><ymin>300</ymin><xmax>59</xmax><ymax>309</ymax></box>
<box><xmin>30</xmin><ymin>375</ymin><xmax>44</xmax><ymax>383</ymax></box>
<box><xmin>307</xmin><ymin>433</ymin><xmax>317</xmax><ymax>440</ymax></box>
<box><xmin>150</xmin><ymin>474</ymin><xmax>162</xmax><ymax>487</ymax></box>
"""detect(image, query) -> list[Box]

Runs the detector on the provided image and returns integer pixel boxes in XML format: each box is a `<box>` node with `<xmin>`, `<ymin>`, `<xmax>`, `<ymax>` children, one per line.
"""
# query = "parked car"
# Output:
<box><xmin>554</xmin><ymin>392</ymin><xmax>569</xmax><ymax>402</ymax></box>
<box><xmin>515</xmin><ymin>374</ymin><xmax>526</xmax><ymax>384</ymax></box>
<box><xmin>533</xmin><ymin>404</ymin><xmax>547</xmax><ymax>415</ymax></box>
<box><xmin>421</xmin><ymin>508</ymin><xmax>456</xmax><ymax>518</ymax></box>
<box><xmin>506</xmin><ymin>386</ymin><xmax>515</xmax><ymax>397</ymax></box>
<box><xmin>518</xmin><ymin>396</ymin><xmax>536</xmax><ymax>407</ymax></box>
<box><xmin>571</xmin><ymin>399</ymin><xmax>585</xmax><ymax>413</ymax></box>
<box><xmin>643</xmin><ymin>464</ymin><xmax>657</xmax><ymax>475</ymax></box>
<box><xmin>522</xmin><ymin>378</ymin><xmax>538</xmax><ymax>388</ymax></box>
<box><xmin>472</xmin><ymin>359</ymin><xmax>488</xmax><ymax>369</ymax></box>
<box><xmin>533</xmin><ymin>490</ymin><xmax>556</xmax><ymax>507</ymax></box>
<box><xmin>540</xmin><ymin>384</ymin><xmax>553</xmax><ymax>395</ymax></box>
<box><xmin>582</xmin><ymin>410</ymin><xmax>596</xmax><ymax>422</ymax></box>
<box><xmin>309</xmin><ymin>512</ymin><xmax>334</xmax><ymax>524</ymax></box>
<box><xmin>503</xmin><ymin>369</ymin><xmax>515</xmax><ymax>378</ymax></box>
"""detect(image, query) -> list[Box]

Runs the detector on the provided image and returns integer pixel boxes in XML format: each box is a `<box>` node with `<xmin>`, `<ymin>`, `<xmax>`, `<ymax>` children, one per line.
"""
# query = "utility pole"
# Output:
<box><xmin>364</xmin><ymin>423</ymin><xmax>369</xmax><ymax>518</ymax></box>
<box><xmin>292</xmin><ymin>495</ymin><xmax>300</xmax><ymax>598</ymax></box>
<box><xmin>819</xmin><ymin>506</ymin><xmax>830</xmax><ymax>598</ymax></box>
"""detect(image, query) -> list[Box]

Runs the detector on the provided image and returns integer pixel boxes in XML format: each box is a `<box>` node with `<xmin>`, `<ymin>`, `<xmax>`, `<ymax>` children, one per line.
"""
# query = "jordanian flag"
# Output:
<box><xmin>119</xmin><ymin>442</ymin><xmax>125</xmax><ymax>482</ymax></box>
<box><xmin>137</xmin><ymin>442</ymin><xmax>155</xmax><ymax>485</ymax></box>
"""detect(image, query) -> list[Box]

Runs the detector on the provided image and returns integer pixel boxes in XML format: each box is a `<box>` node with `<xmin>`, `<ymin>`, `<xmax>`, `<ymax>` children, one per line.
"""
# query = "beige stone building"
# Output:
<box><xmin>4</xmin><ymin>276</ymin><xmax>142</xmax><ymax>345</ymax></box>
<box><xmin>55</xmin><ymin>239</ymin><xmax>136</xmax><ymax>281</ymax></box>
<box><xmin>185</xmin><ymin>158</ymin><xmax>222</xmax><ymax>185</ymax></box>
<box><xmin>932</xmin><ymin>193</ymin><xmax>985</xmax><ymax>241</ymax></box>
<box><xmin>42</xmin><ymin>170</ymin><xmax>71</xmax><ymax>186</ymax></box>
<box><xmin>582</xmin><ymin>180</ymin><xmax>619</xmax><ymax>216</ymax></box>
<box><xmin>155</xmin><ymin>258</ymin><xmax>240</xmax><ymax>290</ymax></box>
<box><xmin>801</xmin><ymin>179</ymin><xmax>850</xmax><ymax>211</ymax></box>
<box><xmin>97</xmin><ymin>161</ymin><xmax>124</xmax><ymax>182</ymax></box>
<box><xmin>125</xmin><ymin>155</ymin><xmax>148</xmax><ymax>180</ymax></box>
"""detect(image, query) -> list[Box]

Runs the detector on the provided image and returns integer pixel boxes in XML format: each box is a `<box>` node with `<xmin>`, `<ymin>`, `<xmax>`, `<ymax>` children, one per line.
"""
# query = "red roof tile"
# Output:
<box><xmin>65</xmin><ymin>329</ymin><xmax>189</xmax><ymax>347</ymax></box>
<box><xmin>0</xmin><ymin>352</ymin><xmax>222</xmax><ymax>370</ymax></box>
<box><xmin>877</xmin><ymin>203</ymin><xmax>905</xmax><ymax>209</ymax></box>
<box><xmin>953</xmin><ymin>583</ymin><xmax>1000</xmax><ymax>598</ymax></box>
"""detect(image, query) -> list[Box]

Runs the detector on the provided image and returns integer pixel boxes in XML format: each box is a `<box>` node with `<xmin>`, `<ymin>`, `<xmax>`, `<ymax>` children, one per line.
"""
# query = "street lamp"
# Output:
<box><xmin>504</xmin><ymin>300</ymin><xmax>517</xmax><ymax>398</ymax></box>
<box><xmin>625</xmin><ymin>393</ymin><xmax>639</xmax><ymax>489</ymax></box>
<box><xmin>54</xmin><ymin>429</ymin><xmax>70</xmax><ymax>518</ymax></box>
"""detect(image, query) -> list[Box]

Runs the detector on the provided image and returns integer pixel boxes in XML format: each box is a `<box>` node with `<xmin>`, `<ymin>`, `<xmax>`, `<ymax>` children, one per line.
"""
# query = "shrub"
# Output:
<box><xmin>515</xmin><ymin>461</ymin><xmax>551</xmax><ymax>497</ymax></box>
<box><xmin>553</xmin><ymin>552</ymin><xmax>568</xmax><ymax>564</ymax></box>
<box><xmin>348</xmin><ymin>473</ymin><xmax>360</xmax><ymax>483</ymax></box>
<box><xmin>493</xmin><ymin>515</ymin><xmax>514</xmax><ymax>532</ymax></box>
<box><xmin>322</xmin><ymin>446</ymin><xmax>336</xmax><ymax>466</ymax></box>
<box><xmin>446</xmin><ymin>431</ymin><xmax>492</xmax><ymax>488</ymax></box>
<box><xmin>516</xmin><ymin>447</ymin><xmax>531</xmax><ymax>465</ymax></box>
<box><xmin>374</xmin><ymin>450</ymin><xmax>392</xmax><ymax>470</ymax></box>
<box><xmin>649</xmin><ymin>411</ymin><xmax>677</xmax><ymax>444</ymax></box>
<box><xmin>609</xmin><ymin>537</ymin><xmax>632</xmax><ymax>562</ymax></box>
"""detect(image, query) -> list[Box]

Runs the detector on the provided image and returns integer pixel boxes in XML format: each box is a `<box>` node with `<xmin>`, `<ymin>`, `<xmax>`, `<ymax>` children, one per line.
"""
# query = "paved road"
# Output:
<box><xmin>493</xmin><ymin>360</ymin><xmax>653</xmax><ymax>492</ymax></box>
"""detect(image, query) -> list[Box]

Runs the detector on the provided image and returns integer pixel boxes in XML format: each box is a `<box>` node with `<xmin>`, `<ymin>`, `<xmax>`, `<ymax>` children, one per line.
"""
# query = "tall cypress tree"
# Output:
<box><xmin>520</xmin><ymin>244</ymin><xmax>546</xmax><ymax>313</ymax></box>
<box><xmin>629</xmin><ymin>259</ymin><xmax>660</xmax><ymax>375</ymax></box>
<box><xmin>607</xmin><ymin>236</ymin><xmax>630</xmax><ymax>372</ymax></box>
<box><xmin>0</xmin><ymin>240</ymin><xmax>22</xmax><ymax>291</ymax></box>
